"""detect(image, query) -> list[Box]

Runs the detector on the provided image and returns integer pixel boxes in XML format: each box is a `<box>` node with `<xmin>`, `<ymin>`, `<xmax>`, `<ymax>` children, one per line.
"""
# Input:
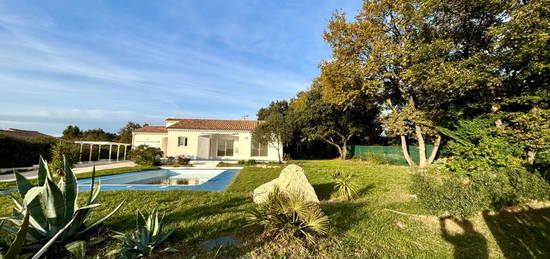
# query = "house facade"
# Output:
<box><xmin>131</xmin><ymin>118</ymin><xmax>281</xmax><ymax>161</ymax></box>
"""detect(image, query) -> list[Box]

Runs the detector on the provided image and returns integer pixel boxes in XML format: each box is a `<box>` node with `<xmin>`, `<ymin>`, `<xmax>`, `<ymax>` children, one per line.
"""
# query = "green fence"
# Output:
<box><xmin>349</xmin><ymin>145</ymin><xmax>433</xmax><ymax>166</ymax></box>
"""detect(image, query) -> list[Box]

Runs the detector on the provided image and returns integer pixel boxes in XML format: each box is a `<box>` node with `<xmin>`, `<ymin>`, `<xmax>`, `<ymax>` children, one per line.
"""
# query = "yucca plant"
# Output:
<box><xmin>111</xmin><ymin>209</ymin><xmax>176</xmax><ymax>258</ymax></box>
<box><xmin>332</xmin><ymin>171</ymin><xmax>358</xmax><ymax>201</ymax></box>
<box><xmin>247</xmin><ymin>187</ymin><xmax>329</xmax><ymax>245</ymax></box>
<box><xmin>0</xmin><ymin>156</ymin><xmax>124</xmax><ymax>258</ymax></box>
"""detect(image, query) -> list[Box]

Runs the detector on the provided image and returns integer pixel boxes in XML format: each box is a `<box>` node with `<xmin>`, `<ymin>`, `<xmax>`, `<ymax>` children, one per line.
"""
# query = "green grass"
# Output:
<box><xmin>0</xmin><ymin>165</ymin><xmax>159</xmax><ymax>190</ymax></box>
<box><xmin>0</xmin><ymin>160</ymin><xmax>549</xmax><ymax>258</ymax></box>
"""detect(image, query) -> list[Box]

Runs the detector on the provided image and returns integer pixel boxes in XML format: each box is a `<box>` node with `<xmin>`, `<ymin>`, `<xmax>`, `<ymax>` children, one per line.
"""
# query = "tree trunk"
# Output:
<box><xmin>400</xmin><ymin>135</ymin><xmax>417</xmax><ymax>167</ymax></box>
<box><xmin>527</xmin><ymin>148</ymin><xmax>536</xmax><ymax>165</ymax></box>
<box><xmin>324</xmin><ymin>139</ymin><xmax>345</xmax><ymax>160</ymax></box>
<box><xmin>341</xmin><ymin>141</ymin><xmax>348</xmax><ymax>160</ymax></box>
<box><xmin>426</xmin><ymin>134</ymin><xmax>442</xmax><ymax>165</ymax></box>
<box><xmin>415</xmin><ymin>126</ymin><xmax>427</xmax><ymax>167</ymax></box>
<box><xmin>492</xmin><ymin>104</ymin><xmax>503</xmax><ymax>128</ymax></box>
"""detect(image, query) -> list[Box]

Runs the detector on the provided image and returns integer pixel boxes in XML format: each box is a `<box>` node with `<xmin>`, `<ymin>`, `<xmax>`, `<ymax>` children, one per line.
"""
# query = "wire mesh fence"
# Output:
<box><xmin>349</xmin><ymin>145</ymin><xmax>433</xmax><ymax>165</ymax></box>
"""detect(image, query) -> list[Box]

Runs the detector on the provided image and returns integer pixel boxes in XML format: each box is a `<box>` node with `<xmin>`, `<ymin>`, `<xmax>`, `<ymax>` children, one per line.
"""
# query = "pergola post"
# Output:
<box><xmin>88</xmin><ymin>144</ymin><xmax>93</xmax><ymax>162</ymax></box>
<box><xmin>98</xmin><ymin>144</ymin><xmax>102</xmax><ymax>162</ymax></box>
<box><xmin>79</xmin><ymin>143</ymin><xmax>83</xmax><ymax>162</ymax></box>
<box><xmin>108</xmin><ymin>145</ymin><xmax>112</xmax><ymax>162</ymax></box>
<box><xmin>116</xmin><ymin>145</ymin><xmax>120</xmax><ymax>161</ymax></box>
<box><xmin>123</xmin><ymin>145</ymin><xmax>128</xmax><ymax>160</ymax></box>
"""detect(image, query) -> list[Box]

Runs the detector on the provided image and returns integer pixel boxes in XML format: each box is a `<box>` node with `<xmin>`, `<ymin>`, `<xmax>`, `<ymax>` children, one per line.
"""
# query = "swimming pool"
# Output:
<box><xmin>77</xmin><ymin>168</ymin><xmax>240</xmax><ymax>192</ymax></box>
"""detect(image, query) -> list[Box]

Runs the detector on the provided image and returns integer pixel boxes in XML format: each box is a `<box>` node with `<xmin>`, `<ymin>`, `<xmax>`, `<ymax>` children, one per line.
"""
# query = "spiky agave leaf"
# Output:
<box><xmin>112</xmin><ymin>209</ymin><xmax>173</xmax><ymax>258</ymax></box>
<box><xmin>4</xmin><ymin>156</ymin><xmax>124</xmax><ymax>256</ymax></box>
<box><xmin>60</xmin><ymin>156</ymin><xmax>78</xmax><ymax>222</ymax></box>
<box><xmin>41</xmin><ymin>177</ymin><xmax>66</xmax><ymax>230</ymax></box>
<box><xmin>65</xmin><ymin>240</ymin><xmax>86</xmax><ymax>259</ymax></box>
<box><xmin>3</xmin><ymin>208</ymin><xmax>30</xmax><ymax>259</ymax></box>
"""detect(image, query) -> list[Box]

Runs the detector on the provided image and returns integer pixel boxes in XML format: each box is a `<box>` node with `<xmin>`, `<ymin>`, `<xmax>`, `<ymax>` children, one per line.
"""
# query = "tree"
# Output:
<box><xmin>291</xmin><ymin>81</ymin><xmax>381</xmax><ymax>159</ymax></box>
<box><xmin>319</xmin><ymin>0</ymin><xmax>511</xmax><ymax>167</ymax></box>
<box><xmin>82</xmin><ymin>129</ymin><xmax>117</xmax><ymax>141</ymax></box>
<box><xmin>62</xmin><ymin>125</ymin><xmax>82</xmax><ymax>140</ymax></box>
<box><xmin>253</xmin><ymin>101</ymin><xmax>294</xmax><ymax>162</ymax></box>
<box><xmin>117</xmin><ymin>122</ymin><xmax>142</xmax><ymax>143</ymax></box>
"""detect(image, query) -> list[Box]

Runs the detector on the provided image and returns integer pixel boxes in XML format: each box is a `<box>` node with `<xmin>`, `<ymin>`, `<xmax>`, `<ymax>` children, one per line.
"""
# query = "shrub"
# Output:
<box><xmin>411</xmin><ymin>160</ymin><xmax>550</xmax><ymax>217</ymax></box>
<box><xmin>177</xmin><ymin>156</ymin><xmax>191</xmax><ymax>166</ymax></box>
<box><xmin>128</xmin><ymin>145</ymin><xmax>162</xmax><ymax>166</ymax></box>
<box><xmin>49</xmin><ymin>141</ymin><xmax>79</xmax><ymax>176</ymax></box>
<box><xmin>111</xmin><ymin>209</ymin><xmax>176</xmax><ymax>258</ymax></box>
<box><xmin>362</xmin><ymin>152</ymin><xmax>392</xmax><ymax>165</ymax></box>
<box><xmin>332</xmin><ymin>172</ymin><xmax>358</xmax><ymax>200</ymax></box>
<box><xmin>238</xmin><ymin>159</ymin><xmax>257</xmax><ymax>165</ymax></box>
<box><xmin>247</xmin><ymin>187</ymin><xmax>329</xmax><ymax>246</ymax></box>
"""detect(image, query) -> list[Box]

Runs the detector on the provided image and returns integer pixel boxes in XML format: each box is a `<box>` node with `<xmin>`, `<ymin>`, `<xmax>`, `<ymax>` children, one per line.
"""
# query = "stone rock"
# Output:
<box><xmin>200</xmin><ymin>236</ymin><xmax>240</xmax><ymax>251</ymax></box>
<box><xmin>253</xmin><ymin>164</ymin><xmax>319</xmax><ymax>204</ymax></box>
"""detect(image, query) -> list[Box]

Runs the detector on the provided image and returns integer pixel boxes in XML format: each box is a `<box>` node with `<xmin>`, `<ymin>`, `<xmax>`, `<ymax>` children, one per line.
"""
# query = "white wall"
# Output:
<box><xmin>132</xmin><ymin>133</ymin><xmax>167</xmax><ymax>148</ymax></box>
<box><xmin>164</xmin><ymin>130</ymin><xmax>280</xmax><ymax>161</ymax></box>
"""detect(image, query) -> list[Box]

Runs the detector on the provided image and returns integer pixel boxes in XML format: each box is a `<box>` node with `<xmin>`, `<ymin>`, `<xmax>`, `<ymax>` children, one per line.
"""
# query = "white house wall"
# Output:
<box><xmin>133</xmin><ymin>129</ymin><xmax>281</xmax><ymax>161</ymax></box>
<box><xmin>132</xmin><ymin>133</ymin><xmax>167</xmax><ymax>148</ymax></box>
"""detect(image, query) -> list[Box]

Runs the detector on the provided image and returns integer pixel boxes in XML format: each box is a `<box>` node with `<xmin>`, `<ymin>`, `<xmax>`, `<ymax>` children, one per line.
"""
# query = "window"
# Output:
<box><xmin>178</xmin><ymin>137</ymin><xmax>188</xmax><ymax>147</ymax></box>
<box><xmin>217</xmin><ymin>139</ymin><xmax>234</xmax><ymax>157</ymax></box>
<box><xmin>251</xmin><ymin>141</ymin><xmax>268</xmax><ymax>157</ymax></box>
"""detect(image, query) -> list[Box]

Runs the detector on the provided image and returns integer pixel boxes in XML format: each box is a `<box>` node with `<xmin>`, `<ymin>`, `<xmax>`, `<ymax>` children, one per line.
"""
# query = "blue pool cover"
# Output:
<box><xmin>77</xmin><ymin>168</ymin><xmax>240</xmax><ymax>192</ymax></box>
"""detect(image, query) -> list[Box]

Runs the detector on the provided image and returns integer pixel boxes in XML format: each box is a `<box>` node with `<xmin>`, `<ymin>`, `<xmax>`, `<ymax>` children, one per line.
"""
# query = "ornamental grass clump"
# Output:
<box><xmin>247</xmin><ymin>187</ymin><xmax>329</xmax><ymax>246</ymax></box>
<box><xmin>332</xmin><ymin>171</ymin><xmax>358</xmax><ymax>201</ymax></box>
<box><xmin>0</xmin><ymin>156</ymin><xmax>124</xmax><ymax>258</ymax></box>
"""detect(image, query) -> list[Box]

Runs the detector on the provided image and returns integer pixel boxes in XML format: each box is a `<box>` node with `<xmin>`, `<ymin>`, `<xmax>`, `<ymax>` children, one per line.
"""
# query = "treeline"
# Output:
<box><xmin>61</xmin><ymin>122</ymin><xmax>144</xmax><ymax>143</ymax></box>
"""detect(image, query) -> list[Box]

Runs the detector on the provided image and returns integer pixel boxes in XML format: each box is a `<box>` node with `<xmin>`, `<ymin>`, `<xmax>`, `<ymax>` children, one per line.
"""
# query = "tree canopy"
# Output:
<box><xmin>317</xmin><ymin>0</ymin><xmax>548</xmax><ymax>167</ymax></box>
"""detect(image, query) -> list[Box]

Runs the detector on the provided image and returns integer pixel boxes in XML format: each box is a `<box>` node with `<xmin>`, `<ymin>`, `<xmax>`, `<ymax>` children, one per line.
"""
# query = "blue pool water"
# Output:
<box><xmin>77</xmin><ymin>168</ymin><xmax>240</xmax><ymax>192</ymax></box>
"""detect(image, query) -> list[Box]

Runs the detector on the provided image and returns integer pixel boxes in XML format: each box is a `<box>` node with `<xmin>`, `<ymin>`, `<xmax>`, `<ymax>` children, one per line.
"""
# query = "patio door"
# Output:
<box><xmin>217</xmin><ymin>139</ymin><xmax>234</xmax><ymax>157</ymax></box>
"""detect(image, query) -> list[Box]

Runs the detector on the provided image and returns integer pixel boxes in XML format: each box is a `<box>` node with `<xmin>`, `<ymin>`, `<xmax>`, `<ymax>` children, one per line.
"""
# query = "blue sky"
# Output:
<box><xmin>0</xmin><ymin>0</ymin><xmax>362</xmax><ymax>136</ymax></box>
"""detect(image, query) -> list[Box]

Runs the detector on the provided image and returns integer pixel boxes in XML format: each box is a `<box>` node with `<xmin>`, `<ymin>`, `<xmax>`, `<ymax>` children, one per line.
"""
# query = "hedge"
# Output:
<box><xmin>0</xmin><ymin>136</ymin><xmax>56</xmax><ymax>168</ymax></box>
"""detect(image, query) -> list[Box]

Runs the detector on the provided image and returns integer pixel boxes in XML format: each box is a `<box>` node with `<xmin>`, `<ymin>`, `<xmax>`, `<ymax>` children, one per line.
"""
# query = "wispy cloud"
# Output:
<box><xmin>0</xmin><ymin>0</ymin><xmax>362</xmax><ymax>135</ymax></box>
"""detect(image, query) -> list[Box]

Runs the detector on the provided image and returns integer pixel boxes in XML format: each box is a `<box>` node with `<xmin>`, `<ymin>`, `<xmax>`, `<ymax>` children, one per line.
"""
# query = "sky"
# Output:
<box><xmin>0</xmin><ymin>0</ymin><xmax>362</xmax><ymax>136</ymax></box>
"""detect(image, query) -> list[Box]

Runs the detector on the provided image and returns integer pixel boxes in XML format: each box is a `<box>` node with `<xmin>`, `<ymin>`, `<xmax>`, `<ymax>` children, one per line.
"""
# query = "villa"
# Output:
<box><xmin>131</xmin><ymin>118</ymin><xmax>281</xmax><ymax>161</ymax></box>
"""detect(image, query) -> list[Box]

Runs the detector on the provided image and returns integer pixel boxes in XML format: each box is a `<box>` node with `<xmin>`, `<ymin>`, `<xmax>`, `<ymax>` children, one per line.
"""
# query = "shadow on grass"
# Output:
<box><xmin>356</xmin><ymin>184</ymin><xmax>375</xmax><ymax>197</ymax></box>
<box><xmin>314</xmin><ymin>183</ymin><xmax>374</xmax><ymax>201</ymax></box>
<box><xmin>440</xmin><ymin>216</ymin><xmax>488</xmax><ymax>259</ymax></box>
<box><xmin>322</xmin><ymin>200</ymin><xmax>369</xmax><ymax>234</ymax></box>
<box><xmin>483</xmin><ymin>207</ymin><xmax>550</xmax><ymax>258</ymax></box>
<box><xmin>313</xmin><ymin>183</ymin><xmax>336</xmax><ymax>200</ymax></box>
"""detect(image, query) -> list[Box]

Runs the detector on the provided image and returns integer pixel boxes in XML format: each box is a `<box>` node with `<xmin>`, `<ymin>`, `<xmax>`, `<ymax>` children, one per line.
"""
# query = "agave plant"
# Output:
<box><xmin>0</xmin><ymin>202</ymin><xmax>31</xmax><ymax>259</ymax></box>
<box><xmin>0</xmin><ymin>156</ymin><xmax>124</xmax><ymax>258</ymax></box>
<box><xmin>247</xmin><ymin>187</ymin><xmax>329</xmax><ymax>245</ymax></box>
<box><xmin>111</xmin><ymin>209</ymin><xmax>176</xmax><ymax>258</ymax></box>
<box><xmin>332</xmin><ymin>171</ymin><xmax>358</xmax><ymax>201</ymax></box>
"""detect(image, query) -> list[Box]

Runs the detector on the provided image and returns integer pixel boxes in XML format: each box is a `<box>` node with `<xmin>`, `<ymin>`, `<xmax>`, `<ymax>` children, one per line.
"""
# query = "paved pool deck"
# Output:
<box><xmin>0</xmin><ymin>161</ymin><xmax>136</xmax><ymax>182</ymax></box>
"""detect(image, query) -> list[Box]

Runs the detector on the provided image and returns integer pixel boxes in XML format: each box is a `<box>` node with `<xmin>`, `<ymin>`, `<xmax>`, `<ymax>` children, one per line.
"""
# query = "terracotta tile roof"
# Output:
<box><xmin>167</xmin><ymin>118</ymin><xmax>260</xmax><ymax>130</ymax></box>
<box><xmin>133</xmin><ymin>126</ymin><xmax>167</xmax><ymax>133</ymax></box>
<box><xmin>0</xmin><ymin>128</ymin><xmax>55</xmax><ymax>140</ymax></box>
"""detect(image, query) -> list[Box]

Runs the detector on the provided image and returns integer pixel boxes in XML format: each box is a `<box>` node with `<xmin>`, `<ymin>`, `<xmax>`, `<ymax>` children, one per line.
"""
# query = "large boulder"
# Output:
<box><xmin>253</xmin><ymin>164</ymin><xmax>319</xmax><ymax>204</ymax></box>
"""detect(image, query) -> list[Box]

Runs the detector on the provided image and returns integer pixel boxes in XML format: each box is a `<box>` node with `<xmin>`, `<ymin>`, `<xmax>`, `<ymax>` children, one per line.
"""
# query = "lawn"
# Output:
<box><xmin>0</xmin><ymin>160</ymin><xmax>549</xmax><ymax>258</ymax></box>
